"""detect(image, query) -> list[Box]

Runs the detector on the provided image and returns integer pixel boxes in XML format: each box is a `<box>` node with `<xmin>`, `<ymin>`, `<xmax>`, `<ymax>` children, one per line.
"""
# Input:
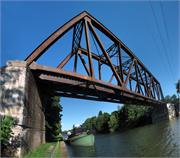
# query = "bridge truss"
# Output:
<box><xmin>25</xmin><ymin>11</ymin><xmax>164</xmax><ymax>106</ymax></box>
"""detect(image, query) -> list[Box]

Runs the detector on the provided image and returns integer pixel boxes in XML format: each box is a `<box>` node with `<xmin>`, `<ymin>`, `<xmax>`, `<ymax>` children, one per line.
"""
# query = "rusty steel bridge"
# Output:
<box><xmin>25</xmin><ymin>11</ymin><xmax>164</xmax><ymax>106</ymax></box>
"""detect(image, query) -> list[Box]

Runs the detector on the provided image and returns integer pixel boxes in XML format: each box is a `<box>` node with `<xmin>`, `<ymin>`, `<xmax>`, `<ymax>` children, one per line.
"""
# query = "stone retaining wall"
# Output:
<box><xmin>0</xmin><ymin>61</ymin><xmax>45</xmax><ymax>157</ymax></box>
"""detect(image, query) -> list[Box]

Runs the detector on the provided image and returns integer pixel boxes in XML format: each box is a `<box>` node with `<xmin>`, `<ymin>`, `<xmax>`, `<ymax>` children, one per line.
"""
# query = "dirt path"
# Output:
<box><xmin>59</xmin><ymin>141</ymin><xmax>68</xmax><ymax>158</ymax></box>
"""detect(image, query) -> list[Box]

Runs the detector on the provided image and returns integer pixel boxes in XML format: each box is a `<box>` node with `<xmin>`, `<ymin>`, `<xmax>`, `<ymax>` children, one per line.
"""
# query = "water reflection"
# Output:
<box><xmin>66</xmin><ymin>145</ymin><xmax>96</xmax><ymax>157</ymax></box>
<box><xmin>67</xmin><ymin>118</ymin><xmax>180</xmax><ymax>157</ymax></box>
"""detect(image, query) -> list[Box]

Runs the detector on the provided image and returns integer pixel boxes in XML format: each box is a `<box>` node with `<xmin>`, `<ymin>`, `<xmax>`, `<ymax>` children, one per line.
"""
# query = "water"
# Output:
<box><xmin>67</xmin><ymin>117</ymin><xmax>180</xmax><ymax>157</ymax></box>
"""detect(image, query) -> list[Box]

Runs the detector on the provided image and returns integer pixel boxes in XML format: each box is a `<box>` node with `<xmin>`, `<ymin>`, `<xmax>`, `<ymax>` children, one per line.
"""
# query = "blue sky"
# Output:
<box><xmin>1</xmin><ymin>1</ymin><xmax>179</xmax><ymax>130</ymax></box>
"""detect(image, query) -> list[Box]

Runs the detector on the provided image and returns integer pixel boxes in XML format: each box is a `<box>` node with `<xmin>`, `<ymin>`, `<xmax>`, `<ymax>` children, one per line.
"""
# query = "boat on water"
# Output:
<box><xmin>65</xmin><ymin>132</ymin><xmax>95</xmax><ymax>146</ymax></box>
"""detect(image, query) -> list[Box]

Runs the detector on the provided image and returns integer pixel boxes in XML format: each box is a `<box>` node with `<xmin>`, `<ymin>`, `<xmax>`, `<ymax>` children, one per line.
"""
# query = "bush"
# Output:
<box><xmin>0</xmin><ymin>116</ymin><xmax>15</xmax><ymax>145</ymax></box>
<box><xmin>0</xmin><ymin>115</ymin><xmax>19</xmax><ymax>157</ymax></box>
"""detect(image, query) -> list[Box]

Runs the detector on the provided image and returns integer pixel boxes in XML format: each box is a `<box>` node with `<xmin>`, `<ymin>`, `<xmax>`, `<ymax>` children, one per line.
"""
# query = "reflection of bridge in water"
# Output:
<box><xmin>26</xmin><ymin>11</ymin><xmax>164</xmax><ymax>106</ymax></box>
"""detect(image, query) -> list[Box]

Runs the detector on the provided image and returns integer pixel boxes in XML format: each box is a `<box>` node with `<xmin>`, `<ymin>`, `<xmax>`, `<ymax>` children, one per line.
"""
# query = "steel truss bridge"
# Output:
<box><xmin>25</xmin><ymin>11</ymin><xmax>164</xmax><ymax>106</ymax></box>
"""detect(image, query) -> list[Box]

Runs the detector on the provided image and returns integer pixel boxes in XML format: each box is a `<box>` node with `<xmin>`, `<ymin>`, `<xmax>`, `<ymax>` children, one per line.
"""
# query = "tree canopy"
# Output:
<box><xmin>45</xmin><ymin>96</ymin><xmax>63</xmax><ymax>142</ymax></box>
<box><xmin>82</xmin><ymin>104</ymin><xmax>153</xmax><ymax>133</ymax></box>
<box><xmin>176</xmin><ymin>80</ymin><xmax>180</xmax><ymax>94</ymax></box>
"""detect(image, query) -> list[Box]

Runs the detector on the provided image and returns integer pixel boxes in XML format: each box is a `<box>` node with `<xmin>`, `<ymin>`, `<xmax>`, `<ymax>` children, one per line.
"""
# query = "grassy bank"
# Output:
<box><xmin>25</xmin><ymin>142</ymin><xmax>61</xmax><ymax>158</ymax></box>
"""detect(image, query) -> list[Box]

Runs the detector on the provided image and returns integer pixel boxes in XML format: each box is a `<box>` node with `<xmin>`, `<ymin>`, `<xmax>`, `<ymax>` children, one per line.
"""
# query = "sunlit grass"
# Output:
<box><xmin>25</xmin><ymin>142</ymin><xmax>58</xmax><ymax>158</ymax></box>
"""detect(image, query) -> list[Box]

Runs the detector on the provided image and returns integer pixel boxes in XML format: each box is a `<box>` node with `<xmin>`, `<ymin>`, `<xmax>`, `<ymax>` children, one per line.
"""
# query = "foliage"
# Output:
<box><xmin>82</xmin><ymin>104</ymin><xmax>153</xmax><ymax>133</ymax></box>
<box><xmin>122</xmin><ymin>105</ymin><xmax>153</xmax><ymax>127</ymax></box>
<box><xmin>0</xmin><ymin>116</ymin><xmax>15</xmax><ymax>146</ymax></box>
<box><xmin>96</xmin><ymin>112</ymin><xmax>110</xmax><ymax>133</ymax></box>
<box><xmin>108</xmin><ymin>111</ymin><xmax>119</xmax><ymax>132</ymax></box>
<box><xmin>82</xmin><ymin>116</ymin><xmax>97</xmax><ymax>131</ymax></box>
<box><xmin>176</xmin><ymin>80</ymin><xmax>180</xmax><ymax>94</ymax></box>
<box><xmin>0</xmin><ymin>115</ymin><xmax>21</xmax><ymax>157</ymax></box>
<box><xmin>163</xmin><ymin>94</ymin><xmax>179</xmax><ymax>105</ymax></box>
<box><xmin>45</xmin><ymin>96</ymin><xmax>63</xmax><ymax>142</ymax></box>
<box><xmin>98</xmin><ymin>111</ymin><xmax>103</xmax><ymax>116</ymax></box>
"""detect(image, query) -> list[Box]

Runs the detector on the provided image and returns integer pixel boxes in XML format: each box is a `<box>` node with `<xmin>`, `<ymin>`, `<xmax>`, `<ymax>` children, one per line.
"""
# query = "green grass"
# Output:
<box><xmin>25</xmin><ymin>142</ymin><xmax>58</xmax><ymax>158</ymax></box>
<box><xmin>52</xmin><ymin>141</ymin><xmax>61</xmax><ymax>157</ymax></box>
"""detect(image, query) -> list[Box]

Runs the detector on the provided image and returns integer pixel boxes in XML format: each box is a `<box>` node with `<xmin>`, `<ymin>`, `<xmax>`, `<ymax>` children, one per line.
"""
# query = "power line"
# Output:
<box><xmin>159</xmin><ymin>1</ymin><xmax>171</xmax><ymax>44</ymax></box>
<box><xmin>149</xmin><ymin>1</ymin><xmax>175</xmax><ymax>80</ymax></box>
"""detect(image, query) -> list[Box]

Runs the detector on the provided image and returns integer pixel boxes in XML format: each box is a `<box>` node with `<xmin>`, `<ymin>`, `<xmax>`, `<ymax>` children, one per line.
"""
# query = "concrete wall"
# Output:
<box><xmin>151</xmin><ymin>104</ymin><xmax>169</xmax><ymax>123</ymax></box>
<box><xmin>0</xmin><ymin>61</ymin><xmax>45</xmax><ymax>157</ymax></box>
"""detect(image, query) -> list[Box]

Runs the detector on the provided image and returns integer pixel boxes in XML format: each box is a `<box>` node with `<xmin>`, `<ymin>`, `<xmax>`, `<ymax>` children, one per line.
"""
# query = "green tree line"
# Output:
<box><xmin>82</xmin><ymin>104</ymin><xmax>153</xmax><ymax>133</ymax></box>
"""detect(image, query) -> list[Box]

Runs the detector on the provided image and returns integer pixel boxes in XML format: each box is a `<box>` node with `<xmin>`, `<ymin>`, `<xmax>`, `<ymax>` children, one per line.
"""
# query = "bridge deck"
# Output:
<box><xmin>30</xmin><ymin>63</ymin><xmax>164</xmax><ymax>106</ymax></box>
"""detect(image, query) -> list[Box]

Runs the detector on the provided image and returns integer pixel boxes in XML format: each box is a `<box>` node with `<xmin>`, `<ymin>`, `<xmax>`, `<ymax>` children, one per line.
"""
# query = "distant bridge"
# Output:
<box><xmin>25</xmin><ymin>11</ymin><xmax>164</xmax><ymax>106</ymax></box>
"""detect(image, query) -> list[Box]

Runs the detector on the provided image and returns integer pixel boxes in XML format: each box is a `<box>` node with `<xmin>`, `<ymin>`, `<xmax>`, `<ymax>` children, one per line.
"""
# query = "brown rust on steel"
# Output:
<box><xmin>25</xmin><ymin>11</ymin><xmax>159</xmax><ymax>85</ymax></box>
<box><xmin>144</xmin><ymin>70</ymin><xmax>151</xmax><ymax>97</ymax></box>
<box><xmin>124</xmin><ymin>59</ymin><xmax>134</xmax><ymax>87</ymax></box>
<box><xmin>73</xmin><ymin>51</ymin><xmax>78</xmax><ymax>72</ymax></box>
<box><xmin>84</xmin><ymin>18</ymin><xmax>94</xmax><ymax>77</ymax></box>
<box><xmin>134</xmin><ymin>60</ymin><xmax>140</xmax><ymax>93</ymax></box>
<box><xmin>109</xmin><ymin>74</ymin><xmax>114</xmax><ymax>83</ymax></box>
<box><xmin>151</xmin><ymin>78</ymin><xmax>156</xmax><ymax>99</ymax></box>
<box><xmin>25</xmin><ymin>11</ymin><xmax>87</xmax><ymax>65</ymax></box>
<box><xmin>129</xmin><ymin>79</ymin><xmax>132</xmax><ymax>91</ymax></box>
<box><xmin>79</xmin><ymin>48</ymin><xmax>109</xmax><ymax>65</ymax></box>
<box><xmin>98</xmin><ymin>60</ymin><xmax>102</xmax><ymax>80</ymax></box>
<box><xmin>86</xmin><ymin>12</ymin><xmax>160</xmax><ymax>84</ymax></box>
<box><xmin>57</xmin><ymin>51</ymin><xmax>76</xmax><ymax>69</ymax></box>
<box><xmin>30</xmin><ymin>63</ymin><xmax>164</xmax><ymax>105</ymax></box>
<box><xmin>88</xmin><ymin>21</ymin><xmax>122</xmax><ymax>86</ymax></box>
<box><xmin>118</xmin><ymin>44</ymin><xmax>124</xmax><ymax>83</ymax></box>
<box><xmin>78</xmin><ymin>50</ymin><xmax>90</xmax><ymax>76</ymax></box>
<box><xmin>25</xmin><ymin>11</ymin><xmax>164</xmax><ymax>104</ymax></box>
<box><xmin>40</xmin><ymin>73</ymin><xmax>162</xmax><ymax>105</ymax></box>
<box><xmin>80</xmin><ymin>48</ymin><xmax>136</xmax><ymax>82</ymax></box>
<box><xmin>79</xmin><ymin>48</ymin><xmax>144</xmax><ymax>85</ymax></box>
<box><xmin>136</xmin><ymin>65</ymin><xmax>149</xmax><ymax>97</ymax></box>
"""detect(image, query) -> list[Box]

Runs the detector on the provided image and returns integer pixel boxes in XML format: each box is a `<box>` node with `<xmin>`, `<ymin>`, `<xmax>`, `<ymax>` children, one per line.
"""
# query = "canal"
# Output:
<box><xmin>66</xmin><ymin>117</ymin><xmax>180</xmax><ymax>157</ymax></box>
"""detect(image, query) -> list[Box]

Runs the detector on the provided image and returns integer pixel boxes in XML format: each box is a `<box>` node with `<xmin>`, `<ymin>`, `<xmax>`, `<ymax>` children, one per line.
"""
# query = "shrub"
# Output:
<box><xmin>0</xmin><ymin>115</ymin><xmax>16</xmax><ymax>156</ymax></box>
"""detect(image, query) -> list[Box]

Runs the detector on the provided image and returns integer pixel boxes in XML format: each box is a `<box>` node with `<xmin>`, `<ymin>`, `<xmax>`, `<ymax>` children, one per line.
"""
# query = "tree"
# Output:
<box><xmin>176</xmin><ymin>80</ymin><xmax>180</xmax><ymax>94</ymax></box>
<box><xmin>117</xmin><ymin>104</ymin><xmax>153</xmax><ymax>128</ymax></box>
<box><xmin>45</xmin><ymin>96</ymin><xmax>63</xmax><ymax>142</ymax></box>
<box><xmin>164</xmin><ymin>94</ymin><xmax>178</xmax><ymax>105</ymax></box>
<box><xmin>98</xmin><ymin>110</ymin><xmax>103</xmax><ymax>116</ymax></box>
<box><xmin>163</xmin><ymin>95</ymin><xmax>172</xmax><ymax>103</ymax></box>
<box><xmin>96</xmin><ymin>112</ymin><xmax>110</xmax><ymax>133</ymax></box>
<box><xmin>108</xmin><ymin>111</ymin><xmax>119</xmax><ymax>132</ymax></box>
<box><xmin>82</xmin><ymin>116</ymin><xmax>97</xmax><ymax>131</ymax></box>
<box><xmin>82</xmin><ymin>104</ymin><xmax>153</xmax><ymax>133</ymax></box>
<box><xmin>175</xmin><ymin>80</ymin><xmax>180</xmax><ymax>116</ymax></box>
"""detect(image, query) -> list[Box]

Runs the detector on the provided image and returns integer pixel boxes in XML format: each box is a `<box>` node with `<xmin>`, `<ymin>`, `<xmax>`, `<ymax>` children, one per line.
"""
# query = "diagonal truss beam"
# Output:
<box><xmin>88</xmin><ymin>21</ymin><xmax>122</xmax><ymax>86</ymax></box>
<box><xmin>57</xmin><ymin>51</ymin><xmax>75</xmax><ymax>69</ymax></box>
<box><xmin>25</xmin><ymin>11</ymin><xmax>164</xmax><ymax>103</ymax></box>
<box><xmin>84</xmin><ymin>18</ymin><xmax>94</xmax><ymax>77</ymax></box>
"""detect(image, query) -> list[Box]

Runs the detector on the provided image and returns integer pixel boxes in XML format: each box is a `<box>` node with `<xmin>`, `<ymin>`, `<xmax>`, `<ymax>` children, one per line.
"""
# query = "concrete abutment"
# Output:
<box><xmin>0</xmin><ymin>61</ymin><xmax>47</xmax><ymax>157</ymax></box>
<box><xmin>151</xmin><ymin>104</ymin><xmax>169</xmax><ymax>123</ymax></box>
